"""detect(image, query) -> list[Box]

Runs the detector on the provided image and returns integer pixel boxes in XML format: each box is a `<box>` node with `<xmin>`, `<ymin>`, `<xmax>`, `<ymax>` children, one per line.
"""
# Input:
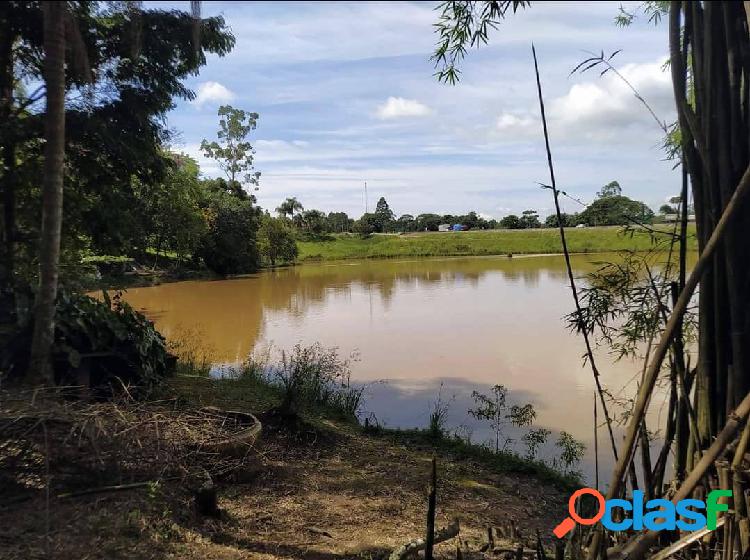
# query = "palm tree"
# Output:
<box><xmin>276</xmin><ymin>197</ymin><xmax>303</xmax><ymax>219</ymax></box>
<box><xmin>28</xmin><ymin>1</ymin><xmax>66</xmax><ymax>384</ymax></box>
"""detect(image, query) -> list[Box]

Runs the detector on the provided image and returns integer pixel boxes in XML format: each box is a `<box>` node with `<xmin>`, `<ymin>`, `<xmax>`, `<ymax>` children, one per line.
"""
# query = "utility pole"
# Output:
<box><xmin>364</xmin><ymin>181</ymin><xmax>368</xmax><ymax>214</ymax></box>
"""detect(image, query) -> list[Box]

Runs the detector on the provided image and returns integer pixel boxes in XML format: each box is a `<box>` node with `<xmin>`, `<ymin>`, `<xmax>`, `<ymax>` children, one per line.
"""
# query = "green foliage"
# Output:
<box><xmin>598</xmin><ymin>180</ymin><xmax>623</xmax><ymax>198</ymax></box>
<box><xmin>432</xmin><ymin>1</ymin><xmax>531</xmax><ymax>83</ymax></box>
<box><xmin>522</xmin><ymin>427</ymin><xmax>551</xmax><ymax>460</ymax></box>
<box><xmin>197</xmin><ymin>190</ymin><xmax>261</xmax><ymax>275</ymax></box>
<box><xmin>373</xmin><ymin>197</ymin><xmax>395</xmax><ymax>232</ymax></box>
<box><xmin>4</xmin><ymin>291</ymin><xmax>171</xmax><ymax>391</ymax></box>
<box><xmin>276</xmin><ymin>197</ymin><xmax>303</xmax><ymax>218</ymax></box>
<box><xmin>200</xmin><ymin>105</ymin><xmax>260</xmax><ymax>194</ymax></box>
<box><xmin>578</xmin><ymin>195</ymin><xmax>654</xmax><ymax>226</ymax></box>
<box><xmin>659</xmin><ymin>204</ymin><xmax>677</xmax><ymax>215</ymax></box>
<box><xmin>499</xmin><ymin>214</ymin><xmax>521</xmax><ymax>229</ymax></box>
<box><xmin>614</xmin><ymin>1</ymin><xmax>670</xmax><ymax>27</ymax></box>
<box><xmin>258</xmin><ymin>215</ymin><xmax>298</xmax><ymax>266</ymax></box>
<box><xmin>416</xmin><ymin>213</ymin><xmax>443</xmax><ymax>232</ymax></box>
<box><xmin>519</xmin><ymin>209</ymin><xmax>541</xmax><ymax>229</ymax></box>
<box><xmin>271</xmin><ymin>343</ymin><xmax>363</xmax><ymax>419</ymax></box>
<box><xmin>299</xmin><ymin>209</ymin><xmax>327</xmax><ymax>235</ymax></box>
<box><xmin>468</xmin><ymin>384</ymin><xmax>536</xmax><ymax>452</ymax></box>
<box><xmin>327</xmin><ymin>211</ymin><xmax>353</xmax><ymax>233</ymax></box>
<box><xmin>554</xmin><ymin>431</ymin><xmax>585</xmax><ymax>474</ymax></box>
<box><xmin>353</xmin><ymin>213</ymin><xmax>378</xmax><ymax>236</ymax></box>
<box><xmin>545</xmin><ymin>213</ymin><xmax>578</xmax><ymax>228</ymax></box>
<box><xmin>428</xmin><ymin>383</ymin><xmax>453</xmax><ymax>439</ymax></box>
<box><xmin>138</xmin><ymin>153</ymin><xmax>208</xmax><ymax>262</ymax></box>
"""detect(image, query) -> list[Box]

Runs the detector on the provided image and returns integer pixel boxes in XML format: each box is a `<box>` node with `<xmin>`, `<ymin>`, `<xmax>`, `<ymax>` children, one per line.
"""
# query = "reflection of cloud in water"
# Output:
<box><xmin>362</xmin><ymin>376</ymin><xmax>578</xmax><ymax>470</ymax></box>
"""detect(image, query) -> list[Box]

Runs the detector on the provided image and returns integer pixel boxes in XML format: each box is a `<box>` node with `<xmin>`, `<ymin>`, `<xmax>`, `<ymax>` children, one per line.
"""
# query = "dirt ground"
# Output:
<box><xmin>0</xmin><ymin>411</ymin><xmax>571</xmax><ymax>560</ymax></box>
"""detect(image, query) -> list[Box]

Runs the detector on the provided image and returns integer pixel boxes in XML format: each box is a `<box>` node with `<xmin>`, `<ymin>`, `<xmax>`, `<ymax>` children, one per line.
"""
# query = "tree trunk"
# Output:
<box><xmin>28</xmin><ymin>1</ymin><xmax>66</xmax><ymax>385</ymax></box>
<box><xmin>0</xmin><ymin>5</ymin><xmax>16</xmax><ymax>330</ymax></box>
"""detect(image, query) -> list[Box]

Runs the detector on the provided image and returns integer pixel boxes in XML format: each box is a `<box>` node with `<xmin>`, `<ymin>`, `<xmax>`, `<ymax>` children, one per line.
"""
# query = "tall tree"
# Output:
<box><xmin>201</xmin><ymin>105</ymin><xmax>260</xmax><ymax>198</ymax></box>
<box><xmin>28</xmin><ymin>1</ymin><xmax>67</xmax><ymax>384</ymax></box>
<box><xmin>373</xmin><ymin>196</ymin><xmax>394</xmax><ymax>232</ymax></box>
<box><xmin>276</xmin><ymin>196</ymin><xmax>303</xmax><ymax>219</ymax></box>
<box><xmin>597</xmin><ymin>180</ymin><xmax>622</xmax><ymax>198</ymax></box>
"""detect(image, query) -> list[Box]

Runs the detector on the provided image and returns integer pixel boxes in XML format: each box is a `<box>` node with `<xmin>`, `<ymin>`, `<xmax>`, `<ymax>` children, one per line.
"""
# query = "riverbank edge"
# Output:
<box><xmin>170</xmin><ymin>373</ymin><xmax>581</xmax><ymax>490</ymax></box>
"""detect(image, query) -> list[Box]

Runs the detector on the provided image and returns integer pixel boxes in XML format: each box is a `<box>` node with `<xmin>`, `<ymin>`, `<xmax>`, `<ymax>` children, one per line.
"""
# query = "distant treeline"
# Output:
<box><xmin>280</xmin><ymin>181</ymin><xmax>658</xmax><ymax>235</ymax></box>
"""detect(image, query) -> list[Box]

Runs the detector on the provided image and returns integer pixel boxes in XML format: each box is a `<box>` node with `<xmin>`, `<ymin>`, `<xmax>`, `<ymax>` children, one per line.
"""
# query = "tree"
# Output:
<box><xmin>258</xmin><ymin>215</ymin><xmax>298</xmax><ymax>266</ymax></box>
<box><xmin>499</xmin><ymin>214</ymin><xmax>521</xmax><ymax>229</ymax></box>
<box><xmin>597</xmin><ymin>180</ymin><xmax>622</xmax><ymax>198</ymax></box>
<box><xmin>416</xmin><ymin>213</ymin><xmax>442</xmax><ymax>231</ymax></box>
<box><xmin>353</xmin><ymin>213</ymin><xmax>377</xmax><ymax>235</ymax></box>
<box><xmin>0</xmin><ymin>2</ymin><xmax>235</xmax><ymax>283</ymax></box>
<box><xmin>545</xmin><ymin>212</ymin><xmax>576</xmax><ymax>228</ymax></box>
<box><xmin>468</xmin><ymin>385</ymin><xmax>536</xmax><ymax>453</ymax></box>
<box><xmin>396</xmin><ymin>214</ymin><xmax>416</xmax><ymax>232</ymax></box>
<box><xmin>276</xmin><ymin>197</ymin><xmax>303</xmax><ymax>219</ymax></box>
<box><xmin>659</xmin><ymin>204</ymin><xmax>677</xmax><ymax>215</ymax></box>
<box><xmin>327</xmin><ymin>211</ymin><xmax>352</xmax><ymax>233</ymax></box>
<box><xmin>198</xmin><ymin>190</ymin><xmax>260</xmax><ymax>275</ymax></box>
<box><xmin>201</xmin><ymin>105</ymin><xmax>260</xmax><ymax>197</ymax></box>
<box><xmin>141</xmin><ymin>153</ymin><xmax>207</xmax><ymax>263</ymax></box>
<box><xmin>522</xmin><ymin>427</ymin><xmax>551</xmax><ymax>460</ymax></box>
<box><xmin>300</xmin><ymin>209</ymin><xmax>327</xmax><ymax>235</ymax></box>
<box><xmin>519</xmin><ymin>209</ymin><xmax>541</xmax><ymax>229</ymax></box>
<box><xmin>577</xmin><ymin>195</ymin><xmax>654</xmax><ymax>226</ymax></box>
<box><xmin>28</xmin><ymin>1</ymin><xmax>66</xmax><ymax>384</ymax></box>
<box><xmin>373</xmin><ymin>196</ymin><xmax>395</xmax><ymax>232</ymax></box>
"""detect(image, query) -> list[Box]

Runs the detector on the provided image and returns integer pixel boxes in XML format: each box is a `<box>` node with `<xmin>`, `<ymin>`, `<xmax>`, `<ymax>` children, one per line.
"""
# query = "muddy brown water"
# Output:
<box><xmin>120</xmin><ymin>253</ymin><xmax>691</xmax><ymax>482</ymax></box>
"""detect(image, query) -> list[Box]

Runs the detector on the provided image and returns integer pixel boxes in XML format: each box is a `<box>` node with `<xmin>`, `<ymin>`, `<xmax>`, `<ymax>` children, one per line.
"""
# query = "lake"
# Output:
<box><xmin>120</xmin><ymin>254</ymin><xmax>674</xmax><ymax>481</ymax></box>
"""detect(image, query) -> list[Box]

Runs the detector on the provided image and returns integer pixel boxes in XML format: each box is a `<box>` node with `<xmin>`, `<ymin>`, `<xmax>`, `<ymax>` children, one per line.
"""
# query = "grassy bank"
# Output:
<box><xmin>298</xmin><ymin>225</ymin><xmax>698</xmax><ymax>262</ymax></box>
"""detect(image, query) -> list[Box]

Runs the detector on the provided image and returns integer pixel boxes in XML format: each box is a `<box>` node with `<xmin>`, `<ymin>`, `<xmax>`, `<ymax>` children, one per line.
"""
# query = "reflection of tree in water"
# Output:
<box><xmin>122</xmin><ymin>254</ymin><xmax>610</xmax><ymax>364</ymax></box>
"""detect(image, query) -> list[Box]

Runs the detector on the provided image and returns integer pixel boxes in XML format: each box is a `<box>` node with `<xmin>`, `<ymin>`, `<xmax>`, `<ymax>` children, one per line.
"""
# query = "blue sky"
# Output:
<box><xmin>160</xmin><ymin>1</ymin><xmax>678</xmax><ymax>219</ymax></box>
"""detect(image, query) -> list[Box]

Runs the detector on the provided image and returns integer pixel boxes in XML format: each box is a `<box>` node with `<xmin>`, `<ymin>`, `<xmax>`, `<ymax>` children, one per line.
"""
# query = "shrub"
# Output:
<box><xmin>270</xmin><ymin>343</ymin><xmax>363</xmax><ymax>418</ymax></box>
<box><xmin>3</xmin><ymin>291</ymin><xmax>172</xmax><ymax>393</ymax></box>
<box><xmin>427</xmin><ymin>383</ymin><xmax>452</xmax><ymax>439</ymax></box>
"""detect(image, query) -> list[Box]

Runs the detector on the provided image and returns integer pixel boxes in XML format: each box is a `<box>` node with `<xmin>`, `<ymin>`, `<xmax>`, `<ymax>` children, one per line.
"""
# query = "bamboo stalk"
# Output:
<box><xmin>587</xmin><ymin>160</ymin><xmax>750</xmax><ymax>560</ymax></box>
<box><xmin>610</xmin><ymin>389</ymin><xmax>750</xmax><ymax>560</ymax></box>
<box><xmin>594</xmin><ymin>391</ymin><xmax>599</xmax><ymax>491</ymax></box>
<box><xmin>532</xmin><ymin>44</ymin><xmax>620</xmax><ymax>464</ymax></box>
<box><xmin>648</xmin><ymin>517</ymin><xmax>726</xmax><ymax>560</ymax></box>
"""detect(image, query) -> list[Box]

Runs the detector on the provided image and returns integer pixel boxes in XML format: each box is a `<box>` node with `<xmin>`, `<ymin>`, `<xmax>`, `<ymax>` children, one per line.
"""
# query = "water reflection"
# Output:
<box><xmin>121</xmin><ymin>253</ymin><xmax>676</xmax><ymax>482</ymax></box>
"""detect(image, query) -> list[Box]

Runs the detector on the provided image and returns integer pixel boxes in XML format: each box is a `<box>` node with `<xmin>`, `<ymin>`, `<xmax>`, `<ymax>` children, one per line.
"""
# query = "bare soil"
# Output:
<box><xmin>0</xmin><ymin>408</ymin><xmax>571</xmax><ymax>560</ymax></box>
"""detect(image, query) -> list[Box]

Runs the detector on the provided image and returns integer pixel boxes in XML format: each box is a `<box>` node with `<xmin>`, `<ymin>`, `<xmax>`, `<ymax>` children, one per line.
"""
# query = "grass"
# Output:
<box><xmin>297</xmin><ymin>224</ymin><xmax>699</xmax><ymax>262</ymax></box>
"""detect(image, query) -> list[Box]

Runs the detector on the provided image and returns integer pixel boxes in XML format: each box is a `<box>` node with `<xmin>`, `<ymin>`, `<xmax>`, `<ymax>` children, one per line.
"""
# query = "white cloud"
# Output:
<box><xmin>192</xmin><ymin>81</ymin><xmax>235</xmax><ymax>107</ymax></box>
<box><xmin>550</xmin><ymin>60</ymin><xmax>673</xmax><ymax>133</ymax></box>
<box><xmin>376</xmin><ymin>97</ymin><xmax>432</xmax><ymax>120</ymax></box>
<box><xmin>490</xmin><ymin>60</ymin><xmax>674</xmax><ymax>143</ymax></box>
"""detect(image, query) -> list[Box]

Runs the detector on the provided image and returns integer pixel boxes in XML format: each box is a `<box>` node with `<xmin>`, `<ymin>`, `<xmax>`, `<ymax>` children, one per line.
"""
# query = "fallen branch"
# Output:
<box><xmin>389</xmin><ymin>519</ymin><xmax>460</xmax><ymax>560</ymax></box>
<box><xmin>57</xmin><ymin>481</ymin><xmax>157</xmax><ymax>499</ymax></box>
<box><xmin>304</xmin><ymin>526</ymin><xmax>333</xmax><ymax>539</ymax></box>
